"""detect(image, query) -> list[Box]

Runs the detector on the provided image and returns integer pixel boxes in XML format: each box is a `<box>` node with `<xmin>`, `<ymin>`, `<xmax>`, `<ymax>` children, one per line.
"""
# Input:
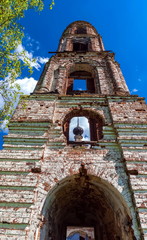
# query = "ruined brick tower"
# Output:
<box><xmin>0</xmin><ymin>21</ymin><xmax>147</xmax><ymax>240</ymax></box>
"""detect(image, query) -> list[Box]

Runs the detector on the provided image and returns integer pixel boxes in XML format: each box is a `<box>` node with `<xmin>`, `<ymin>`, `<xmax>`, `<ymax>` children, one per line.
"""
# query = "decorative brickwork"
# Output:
<box><xmin>0</xmin><ymin>21</ymin><xmax>147</xmax><ymax>240</ymax></box>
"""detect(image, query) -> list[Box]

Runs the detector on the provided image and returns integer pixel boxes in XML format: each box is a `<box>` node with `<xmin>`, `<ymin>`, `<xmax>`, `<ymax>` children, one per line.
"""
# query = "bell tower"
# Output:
<box><xmin>34</xmin><ymin>21</ymin><xmax>129</xmax><ymax>96</ymax></box>
<box><xmin>0</xmin><ymin>21</ymin><xmax>147</xmax><ymax>240</ymax></box>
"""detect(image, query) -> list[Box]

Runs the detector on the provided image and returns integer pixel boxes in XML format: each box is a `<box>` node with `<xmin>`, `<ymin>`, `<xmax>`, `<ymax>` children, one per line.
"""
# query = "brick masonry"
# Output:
<box><xmin>0</xmin><ymin>21</ymin><xmax>147</xmax><ymax>240</ymax></box>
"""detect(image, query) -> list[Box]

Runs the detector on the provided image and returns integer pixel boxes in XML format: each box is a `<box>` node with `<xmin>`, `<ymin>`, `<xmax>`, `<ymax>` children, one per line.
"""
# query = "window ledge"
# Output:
<box><xmin>68</xmin><ymin>141</ymin><xmax>98</xmax><ymax>145</ymax></box>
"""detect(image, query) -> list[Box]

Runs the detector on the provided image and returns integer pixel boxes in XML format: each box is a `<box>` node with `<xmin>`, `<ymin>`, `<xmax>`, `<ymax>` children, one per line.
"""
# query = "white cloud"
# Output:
<box><xmin>0</xmin><ymin>120</ymin><xmax>9</xmax><ymax>134</ymax></box>
<box><xmin>0</xmin><ymin>94</ymin><xmax>4</xmax><ymax>110</ymax></box>
<box><xmin>138</xmin><ymin>78</ymin><xmax>142</xmax><ymax>82</ymax></box>
<box><xmin>0</xmin><ymin>77</ymin><xmax>37</xmax><ymax>130</ymax></box>
<box><xmin>15</xmin><ymin>77</ymin><xmax>37</xmax><ymax>95</ymax></box>
<box><xmin>38</xmin><ymin>57</ymin><xmax>49</xmax><ymax>64</ymax></box>
<box><xmin>15</xmin><ymin>44</ymin><xmax>48</xmax><ymax>70</ymax></box>
<box><xmin>1</xmin><ymin>42</ymin><xmax>48</xmax><ymax>131</ymax></box>
<box><xmin>1</xmin><ymin>41</ymin><xmax>47</xmax><ymax>131</ymax></box>
<box><xmin>15</xmin><ymin>44</ymin><xmax>23</xmax><ymax>53</ymax></box>
<box><xmin>25</xmin><ymin>34</ymin><xmax>40</xmax><ymax>51</ymax></box>
<box><xmin>131</xmin><ymin>88</ymin><xmax>138</xmax><ymax>93</ymax></box>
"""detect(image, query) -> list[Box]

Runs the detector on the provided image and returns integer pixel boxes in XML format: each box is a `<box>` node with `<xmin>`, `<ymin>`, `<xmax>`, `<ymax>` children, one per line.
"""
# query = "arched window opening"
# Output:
<box><xmin>63</xmin><ymin>110</ymin><xmax>103</xmax><ymax>144</ymax></box>
<box><xmin>72</xmin><ymin>38</ymin><xmax>91</xmax><ymax>52</ymax></box>
<box><xmin>73</xmin><ymin>42</ymin><xmax>88</xmax><ymax>52</ymax></box>
<box><xmin>67</xmin><ymin>71</ymin><xmax>95</xmax><ymax>94</ymax></box>
<box><xmin>75</xmin><ymin>27</ymin><xmax>87</xmax><ymax>34</ymax></box>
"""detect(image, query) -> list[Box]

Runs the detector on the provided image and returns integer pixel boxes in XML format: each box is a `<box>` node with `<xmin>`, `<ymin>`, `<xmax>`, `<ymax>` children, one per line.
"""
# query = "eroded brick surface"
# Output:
<box><xmin>0</xmin><ymin>21</ymin><xmax>146</xmax><ymax>240</ymax></box>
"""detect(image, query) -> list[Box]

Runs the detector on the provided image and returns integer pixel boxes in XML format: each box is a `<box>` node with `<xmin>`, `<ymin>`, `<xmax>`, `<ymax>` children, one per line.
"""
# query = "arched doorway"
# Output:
<box><xmin>39</xmin><ymin>174</ymin><xmax>135</xmax><ymax>240</ymax></box>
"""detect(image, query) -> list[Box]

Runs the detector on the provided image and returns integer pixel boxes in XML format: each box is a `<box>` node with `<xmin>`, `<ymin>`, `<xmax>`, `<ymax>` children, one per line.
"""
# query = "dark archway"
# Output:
<box><xmin>39</xmin><ymin>174</ymin><xmax>135</xmax><ymax>240</ymax></box>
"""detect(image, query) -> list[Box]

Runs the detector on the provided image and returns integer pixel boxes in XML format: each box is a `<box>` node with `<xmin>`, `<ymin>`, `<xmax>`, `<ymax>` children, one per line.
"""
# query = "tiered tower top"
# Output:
<box><xmin>58</xmin><ymin>21</ymin><xmax>105</xmax><ymax>52</ymax></box>
<box><xmin>34</xmin><ymin>21</ymin><xmax>129</xmax><ymax>96</ymax></box>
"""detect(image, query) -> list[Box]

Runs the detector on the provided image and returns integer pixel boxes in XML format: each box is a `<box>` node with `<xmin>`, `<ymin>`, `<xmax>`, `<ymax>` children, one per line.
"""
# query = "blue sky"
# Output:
<box><xmin>20</xmin><ymin>0</ymin><xmax>147</xmax><ymax>96</ymax></box>
<box><xmin>0</xmin><ymin>0</ymin><xmax>147</xmax><ymax>148</ymax></box>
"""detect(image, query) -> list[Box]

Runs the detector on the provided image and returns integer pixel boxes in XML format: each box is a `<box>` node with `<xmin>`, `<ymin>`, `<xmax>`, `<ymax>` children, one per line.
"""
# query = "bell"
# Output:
<box><xmin>73</xmin><ymin>117</ymin><xmax>84</xmax><ymax>141</ymax></box>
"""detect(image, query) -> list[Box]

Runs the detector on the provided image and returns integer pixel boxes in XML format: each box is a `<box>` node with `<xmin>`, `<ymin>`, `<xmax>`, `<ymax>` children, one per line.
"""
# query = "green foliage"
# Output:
<box><xmin>0</xmin><ymin>78</ymin><xmax>21</xmax><ymax>127</ymax></box>
<box><xmin>0</xmin><ymin>0</ymin><xmax>55</xmax><ymax>128</ymax></box>
<box><xmin>50</xmin><ymin>0</ymin><xmax>55</xmax><ymax>9</ymax></box>
<box><xmin>0</xmin><ymin>0</ymin><xmax>44</xmax><ymax>81</ymax></box>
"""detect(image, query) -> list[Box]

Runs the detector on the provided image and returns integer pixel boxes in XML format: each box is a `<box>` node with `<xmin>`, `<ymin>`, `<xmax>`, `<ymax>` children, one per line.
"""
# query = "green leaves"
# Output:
<box><xmin>50</xmin><ymin>0</ymin><xmax>55</xmax><ymax>9</ymax></box>
<box><xmin>0</xmin><ymin>0</ymin><xmax>55</xmax><ymax>128</ymax></box>
<box><xmin>0</xmin><ymin>0</ymin><xmax>55</xmax><ymax>81</ymax></box>
<box><xmin>0</xmin><ymin>0</ymin><xmax>44</xmax><ymax>81</ymax></box>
